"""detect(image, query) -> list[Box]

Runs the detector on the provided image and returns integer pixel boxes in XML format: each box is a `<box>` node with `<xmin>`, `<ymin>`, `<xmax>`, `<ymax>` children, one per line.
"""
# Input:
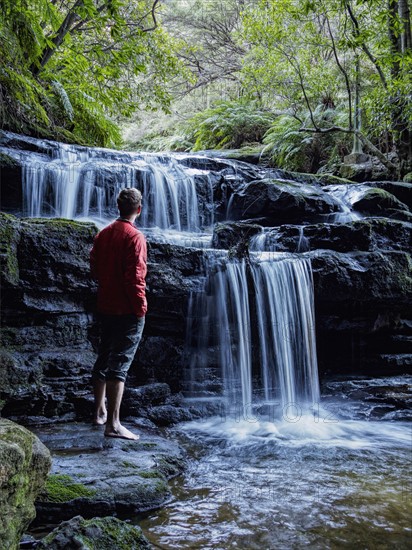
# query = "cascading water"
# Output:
<box><xmin>1</xmin><ymin>134</ymin><xmax>215</xmax><ymax>240</ymax></box>
<box><xmin>21</xmin><ymin>148</ymin><xmax>207</xmax><ymax>232</ymax></box>
<box><xmin>251</xmin><ymin>254</ymin><xmax>319</xmax><ymax>407</ymax></box>
<box><xmin>185</xmin><ymin>250</ymin><xmax>320</xmax><ymax>417</ymax></box>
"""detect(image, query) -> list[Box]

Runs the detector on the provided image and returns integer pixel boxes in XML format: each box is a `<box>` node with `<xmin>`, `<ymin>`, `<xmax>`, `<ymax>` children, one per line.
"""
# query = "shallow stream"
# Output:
<box><xmin>138</xmin><ymin>405</ymin><xmax>411</xmax><ymax>549</ymax></box>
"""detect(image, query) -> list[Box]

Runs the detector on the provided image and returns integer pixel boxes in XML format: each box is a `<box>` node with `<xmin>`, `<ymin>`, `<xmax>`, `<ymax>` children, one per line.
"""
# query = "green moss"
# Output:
<box><xmin>138</xmin><ymin>470</ymin><xmax>164</xmax><ymax>479</ymax></box>
<box><xmin>39</xmin><ymin>516</ymin><xmax>150</xmax><ymax>549</ymax></box>
<box><xmin>21</xmin><ymin>217</ymin><xmax>98</xmax><ymax>236</ymax></box>
<box><xmin>37</xmin><ymin>474</ymin><xmax>97</xmax><ymax>503</ymax></box>
<box><xmin>0</xmin><ymin>153</ymin><xmax>20</xmax><ymax>167</ymax></box>
<box><xmin>316</xmin><ymin>173</ymin><xmax>354</xmax><ymax>185</ymax></box>
<box><xmin>122</xmin><ymin>460</ymin><xmax>139</xmax><ymax>469</ymax></box>
<box><xmin>155</xmin><ymin>456</ymin><xmax>185</xmax><ymax>478</ymax></box>
<box><xmin>0</xmin><ymin>214</ymin><xmax>20</xmax><ymax>285</ymax></box>
<box><xmin>24</xmin><ymin>217</ymin><xmax>94</xmax><ymax>227</ymax></box>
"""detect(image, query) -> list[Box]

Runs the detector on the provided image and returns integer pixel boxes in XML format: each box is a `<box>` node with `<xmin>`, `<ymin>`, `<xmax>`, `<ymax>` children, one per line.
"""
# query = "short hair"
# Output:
<box><xmin>117</xmin><ymin>188</ymin><xmax>142</xmax><ymax>216</ymax></box>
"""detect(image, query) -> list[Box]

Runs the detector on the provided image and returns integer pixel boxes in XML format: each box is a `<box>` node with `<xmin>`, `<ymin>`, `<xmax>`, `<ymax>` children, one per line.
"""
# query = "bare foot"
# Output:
<box><xmin>92</xmin><ymin>411</ymin><xmax>107</xmax><ymax>425</ymax></box>
<box><xmin>104</xmin><ymin>424</ymin><xmax>140</xmax><ymax>440</ymax></box>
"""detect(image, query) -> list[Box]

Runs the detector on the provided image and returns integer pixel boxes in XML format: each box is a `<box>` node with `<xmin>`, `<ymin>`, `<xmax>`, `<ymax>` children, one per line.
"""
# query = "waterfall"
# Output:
<box><xmin>250</xmin><ymin>255</ymin><xmax>319</xmax><ymax>407</ymax></box>
<box><xmin>185</xmin><ymin>251</ymin><xmax>320</xmax><ymax>417</ymax></box>
<box><xmin>18</xmin><ymin>141</ymin><xmax>213</xmax><ymax>232</ymax></box>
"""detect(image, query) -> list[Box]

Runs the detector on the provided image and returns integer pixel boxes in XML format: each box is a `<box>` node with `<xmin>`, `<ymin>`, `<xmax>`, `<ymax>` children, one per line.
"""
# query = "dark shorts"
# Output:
<box><xmin>91</xmin><ymin>313</ymin><xmax>145</xmax><ymax>383</ymax></box>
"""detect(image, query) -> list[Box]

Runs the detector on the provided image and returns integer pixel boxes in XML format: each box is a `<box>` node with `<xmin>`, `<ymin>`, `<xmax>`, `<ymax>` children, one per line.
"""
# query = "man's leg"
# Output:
<box><xmin>105</xmin><ymin>379</ymin><xmax>139</xmax><ymax>440</ymax></box>
<box><xmin>104</xmin><ymin>315</ymin><xmax>145</xmax><ymax>440</ymax></box>
<box><xmin>91</xmin><ymin>314</ymin><xmax>111</xmax><ymax>425</ymax></box>
<box><xmin>92</xmin><ymin>378</ymin><xmax>107</xmax><ymax>425</ymax></box>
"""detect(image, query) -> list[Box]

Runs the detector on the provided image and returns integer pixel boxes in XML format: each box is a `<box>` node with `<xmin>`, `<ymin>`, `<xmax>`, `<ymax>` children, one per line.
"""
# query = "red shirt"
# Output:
<box><xmin>90</xmin><ymin>218</ymin><xmax>147</xmax><ymax>317</ymax></box>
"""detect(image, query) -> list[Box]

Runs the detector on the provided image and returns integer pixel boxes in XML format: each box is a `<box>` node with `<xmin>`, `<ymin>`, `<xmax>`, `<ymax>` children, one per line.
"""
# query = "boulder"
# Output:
<box><xmin>339</xmin><ymin>155</ymin><xmax>392</xmax><ymax>181</ymax></box>
<box><xmin>0</xmin><ymin>418</ymin><xmax>51</xmax><ymax>550</ymax></box>
<box><xmin>37</xmin><ymin>515</ymin><xmax>151</xmax><ymax>549</ymax></box>
<box><xmin>362</xmin><ymin>181</ymin><xmax>412</xmax><ymax>209</ymax></box>
<box><xmin>227</xmin><ymin>178</ymin><xmax>340</xmax><ymax>225</ymax></box>
<box><xmin>351</xmin><ymin>187</ymin><xmax>410</xmax><ymax>216</ymax></box>
<box><xmin>320</xmin><ymin>374</ymin><xmax>412</xmax><ymax>421</ymax></box>
<box><xmin>211</xmin><ymin>218</ymin><xmax>412</xmax><ymax>255</ymax></box>
<box><xmin>212</xmin><ymin>221</ymin><xmax>263</xmax><ymax>250</ymax></box>
<box><xmin>311</xmin><ymin>249</ymin><xmax>412</xmax><ymax>376</ymax></box>
<box><xmin>268</xmin><ymin>219</ymin><xmax>411</xmax><ymax>254</ymax></box>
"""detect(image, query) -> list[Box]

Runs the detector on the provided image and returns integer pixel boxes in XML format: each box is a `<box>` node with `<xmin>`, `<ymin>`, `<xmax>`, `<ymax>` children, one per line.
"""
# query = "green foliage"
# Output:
<box><xmin>237</xmin><ymin>0</ymin><xmax>412</xmax><ymax>172</ymax></box>
<box><xmin>0</xmin><ymin>0</ymin><xmax>186</xmax><ymax>146</ymax></box>
<box><xmin>185</xmin><ymin>99</ymin><xmax>274</xmax><ymax>151</ymax></box>
<box><xmin>262</xmin><ymin>107</ymin><xmax>351</xmax><ymax>172</ymax></box>
<box><xmin>131</xmin><ymin>129</ymin><xmax>195</xmax><ymax>152</ymax></box>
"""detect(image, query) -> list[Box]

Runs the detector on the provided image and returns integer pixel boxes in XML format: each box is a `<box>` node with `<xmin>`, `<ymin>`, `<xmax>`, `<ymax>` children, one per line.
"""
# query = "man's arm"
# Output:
<box><xmin>123</xmin><ymin>233</ymin><xmax>147</xmax><ymax>317</ymax></box>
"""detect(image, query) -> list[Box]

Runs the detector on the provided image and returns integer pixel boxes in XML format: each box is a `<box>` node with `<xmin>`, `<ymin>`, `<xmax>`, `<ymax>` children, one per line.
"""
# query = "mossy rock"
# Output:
<box><xmin>0</xmin><ymin>418</ymin><xmax>51</xmax><ymax>550</ymax></box>
<box><xmin>37</xmin><ymin>474</ymin><xmax>97</xmax><ymax>503</ymax></box>
<box><xmin>0</xmin><ymin>152</ymin><xmax>20</xmax><ymax>167</ymax></box>
<box><xmin>0</xmin><ymin>212</ymin><xmax>21</xmax><ymax>285</ymax></box>
<box><xmin>288</xmin><ymin>171</ymin><xmax>354</xmax><ymax>186</ymax></box>
<box><xmin>403</xmin><ymin>172</ymin><xmax>412</xmax><ymax>183</ymax></box>
<box><xmin>38</xmin><ymin>515</ymin><xmax>151</xmax><ymax>549</ymax></box>
<box><xmin>23</xmin><ymin>217</ymin><xmax>98</xmax><ymax>232</ymax></box>
<box><xmin>352</xmin><ymin>187</ymin><xmax>410</xmax><ymax>215</ymax></box>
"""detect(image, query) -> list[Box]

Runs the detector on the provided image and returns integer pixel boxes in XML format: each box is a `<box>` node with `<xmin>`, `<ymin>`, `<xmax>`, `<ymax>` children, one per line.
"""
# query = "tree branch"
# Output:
<box><xmin>298</xmin><ymin>126</ymin><xmax>397</xmax><ymax>169</ymax></box>
<box><xmin>345</xmin><ymin>1</ymin><xmax>388</xmax><ymax>88</ymax></box>
<box><xmin>30</xmin><ymin>0</ymin><xmax>85</xmax><ymax>74</ymax></box>
<box><xmin>325</xmin><ymin>11</ymin><xmax>353</xmax><ymax>129</ymax></box>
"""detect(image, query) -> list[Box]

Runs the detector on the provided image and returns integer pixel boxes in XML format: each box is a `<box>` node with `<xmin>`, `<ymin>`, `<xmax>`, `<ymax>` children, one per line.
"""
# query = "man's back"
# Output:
<box><xmin>90</xmin><ymin>219</ymin><xmax>147</xmax><ymax>317</ymax></box>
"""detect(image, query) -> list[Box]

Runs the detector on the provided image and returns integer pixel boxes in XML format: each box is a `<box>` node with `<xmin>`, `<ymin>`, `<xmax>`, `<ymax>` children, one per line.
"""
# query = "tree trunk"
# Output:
<box><xmin>399</xmin><ymin>0</ymin><xmax>412</xmax><ymax>51</ymax></box>
<box><xmin>388</xmin><ymin>0</ymin><xmax>412</xmax><ymax>175</ymax></box>
<box><xmin>29</xmin><ymin>0</ymin><xmax>84</xmax><ymax>75</ymax></box>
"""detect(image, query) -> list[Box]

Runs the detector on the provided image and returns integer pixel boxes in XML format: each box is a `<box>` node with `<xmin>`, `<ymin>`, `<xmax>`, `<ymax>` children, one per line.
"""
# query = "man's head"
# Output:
<box><xmin>117</xmin><ymin>188</ymin><xmax>142</xmax><ymax>218</ymax></box>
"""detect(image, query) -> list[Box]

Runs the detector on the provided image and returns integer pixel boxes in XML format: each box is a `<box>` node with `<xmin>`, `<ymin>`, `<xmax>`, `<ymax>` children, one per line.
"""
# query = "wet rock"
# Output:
<box><xmin>362</xmin><ymin>181</ymin><xmax>412</xmax><ymax>209</ymax></box>
<box><xmin>311</xmin><ymin>249</ymin><xmax>411</xmax><ymax>305</ymax></box>
<box><xmin>37</xmin><ymin>515</ymin><xmax>151</xmax><ymax>549</ymax></box>
<box><xmin>0</xmin><ymin>418</ymin><xmax>51</xmax><ymax>550</ymax></box>
<box><xmin>321</xmin><ymin>374</ymin><xmax>412</xmax><ymax>420</ymax></box>
<box><xmin>212</xmin><ymin>221</ymin><xmax>263</xmax><ymax>250</ymax></box>
<box><xmin>0</xmin><ymin>213</ymin><xmax>206</xmax><ymax>422</ymax></box>
<box><xmin>31</xmin><ymin>421</ymin><xmax>186</xmax><ymax>525</ymax></box>
<box><xmin>228</xmin><ymin>178</ymin><xmax>340</xmax><ymax>225</ymax></box>
<box><xmin>351</xmin><ymin>187</ymin><xmax>410</xmax><ymax>216</ymax></box>
<box><xmin>177</xmin><ymin>154</ymin><xmax>264</xmax><ymax>182</ymax></box>
<box><xmin>122</xmin><ymin>383</ymin><xmax>171</xmax><ymax>416</ymax></box>
<box><xmin>311</xmin><ymin>249</ymin><xmax>412</xmax><ymax>377</ymax></box>
<box><xmin>275</xmin><ymin>218</ymin><xmax>411</xmax><ymax>253</ymax></box>
<box><xmin>339</xmin><ymin>156</ymin><xmax>392</xmax><ymax>181</ymax></box>
<box><xmin>211</xmin><ymin>218</ymin><xmax>412</xmax><ymax>255</ymax></box>
<box><xmin>146</xmin><ymin>404</ymin><xmax>197</xmax><ymax>426</ymax></box>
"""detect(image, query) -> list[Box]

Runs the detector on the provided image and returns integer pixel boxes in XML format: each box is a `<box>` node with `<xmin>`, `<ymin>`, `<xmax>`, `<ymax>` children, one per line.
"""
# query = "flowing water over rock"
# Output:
<box><xmin>1</xmin><ymin>131</ymin><xmax>411</xmax><ymax>547</ymax></box>
<box><xmin>185</xmin><ymin>251</ymin><xmax>320</xmax><ymax>414</ymax></box>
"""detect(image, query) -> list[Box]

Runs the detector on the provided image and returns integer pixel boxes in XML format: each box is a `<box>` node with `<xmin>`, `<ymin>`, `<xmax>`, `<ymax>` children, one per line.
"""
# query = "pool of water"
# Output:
<box><xmin>138</xmin><ymin>407</ymin><xmax>412</xmax><ymax>549</ymax></box>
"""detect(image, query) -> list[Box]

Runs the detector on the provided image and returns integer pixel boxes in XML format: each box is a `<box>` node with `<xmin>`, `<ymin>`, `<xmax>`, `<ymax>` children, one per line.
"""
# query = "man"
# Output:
<box><xmin>89</xmin><ymin>187</ymin><xmax>147</xmax><ymax>440</ymax></box>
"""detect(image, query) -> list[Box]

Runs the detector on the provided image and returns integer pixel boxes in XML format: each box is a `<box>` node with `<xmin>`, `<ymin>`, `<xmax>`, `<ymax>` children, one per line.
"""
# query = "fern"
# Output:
<box><xmin>186</xmin><ymin>99</ymin><xmax>275</xmax><ymax>151</ymax></box>
<box><xmin>51</xmin><ymin>80</ymin><xmax>74</xmax><ymax>122</ymax></box>
<box><xmin>262</xmin><ymin>106</ymin><xmax>351</xmax><ymax>172</ymax></box>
